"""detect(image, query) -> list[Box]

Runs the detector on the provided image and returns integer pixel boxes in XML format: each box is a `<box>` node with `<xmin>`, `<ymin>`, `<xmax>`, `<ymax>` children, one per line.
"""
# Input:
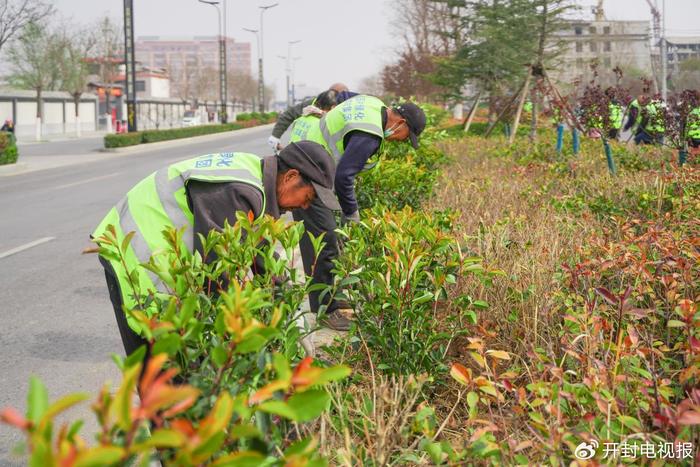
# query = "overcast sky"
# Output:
<box><xmin>37</xmin><ymin>0</ymin><xmax>700</xmax><ymax>100</ymax></box>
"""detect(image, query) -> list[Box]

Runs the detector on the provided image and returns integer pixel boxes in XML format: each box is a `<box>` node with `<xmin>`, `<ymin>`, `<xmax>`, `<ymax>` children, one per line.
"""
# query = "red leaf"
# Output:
<box><xmin>247</xmin><ymin>210</ymin><xmax>255</xmax><ymax>223</ymax></box>
<box><xmin>678</xmin><ymin>410</ymin><xmax>700</xmax><ymax>426</ymax></box>
<box><xmin>595</xmin><ymin>287</ymin><xmax>618</xmax><ymax>306</ymax></box>
<box><xmin>0</xmin><ymin>408</ymin><xmax>30</xmax><ymax>430</ymax></box>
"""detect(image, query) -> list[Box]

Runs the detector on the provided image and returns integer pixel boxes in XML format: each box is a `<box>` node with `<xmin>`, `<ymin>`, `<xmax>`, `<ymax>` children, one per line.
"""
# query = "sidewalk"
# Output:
<box><xmin>0</xmin><ymin>124</ymin><xmax>274</xmax><ymax>177</ymax></box>
<box><xmin>15</xmin><ymin>130</ymin><xmax>107</xmax><ymax>146</ymax></box>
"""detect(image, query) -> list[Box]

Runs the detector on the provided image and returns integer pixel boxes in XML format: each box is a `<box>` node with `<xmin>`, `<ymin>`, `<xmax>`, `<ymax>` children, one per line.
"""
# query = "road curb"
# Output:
<box><xmin>0</xmin><ymin>162</ymin><xmax>28</xmax><ymax>177</ymax></box>
<box><xmin>99</xmin><ymin>123</ymin><xmax>275</xmax><ymax>155</ymax></box>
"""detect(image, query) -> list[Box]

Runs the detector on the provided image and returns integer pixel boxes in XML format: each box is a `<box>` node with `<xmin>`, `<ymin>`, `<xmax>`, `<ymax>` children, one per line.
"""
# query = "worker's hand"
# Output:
<box><xmin>268</xmin><ymin>135</ymin><xmax>281</xmax><ymax>153</ymax></box>
<box><xmin>341</xmin><ymin>210</ymin><xmax>360</xmax><ymax>226</ymax></box>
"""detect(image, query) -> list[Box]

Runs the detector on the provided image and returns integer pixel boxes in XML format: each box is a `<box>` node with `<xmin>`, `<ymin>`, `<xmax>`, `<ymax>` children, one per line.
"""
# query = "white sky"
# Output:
<box><xmin>21</xmin><ymin>0</ymin><xmax>700</xmax><ymax>100</ymax></box>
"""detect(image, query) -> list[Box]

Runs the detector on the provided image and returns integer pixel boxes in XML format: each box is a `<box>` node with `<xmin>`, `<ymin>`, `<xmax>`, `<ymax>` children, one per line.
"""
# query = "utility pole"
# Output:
<box><xmin>199</xmin><ymin>0</ymin><xmax>226</xmax><ymax>123</ymax></box>
<box><xmin>123</xmin><ymin>0</ymin><xmax>137</xmax><ymax>132</ymax></box>
<box><xmin>280</xmin><ymin>40</ymin><xmax>300</xmax><ymax>107</ymax></box>
<box><xmin>258</xmin><ymin>3</ymin><xmax>278</xmax><ymax>112</ymax></box>
<box><xmin>660</xmin><ymin>0</ymin><xmax>667</xmax><ymax>100</ymax></box>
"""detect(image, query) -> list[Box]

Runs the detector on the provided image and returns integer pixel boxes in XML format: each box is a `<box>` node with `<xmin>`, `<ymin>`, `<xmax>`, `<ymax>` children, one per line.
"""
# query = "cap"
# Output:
<box><xmin>278</xmin><ymin>141</ymin><xmax>341</xmax><ymax>211</ymax></box>
<box><xmin>393</xmin><ymin>102</ymin><xmax>426</xmax><ymax>149</ymax></box>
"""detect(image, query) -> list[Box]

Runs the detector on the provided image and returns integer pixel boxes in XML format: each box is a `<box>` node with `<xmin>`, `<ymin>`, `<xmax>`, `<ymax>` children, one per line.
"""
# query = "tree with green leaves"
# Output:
<box><xmin>6</xmin><ymin>21</ymin><xmax>63</xmax><ymax>141</ymax></box>
<box><xmin>431</xmin><ymin>0</ymin><xmax>574</xmax><ymax>133</ymax></box>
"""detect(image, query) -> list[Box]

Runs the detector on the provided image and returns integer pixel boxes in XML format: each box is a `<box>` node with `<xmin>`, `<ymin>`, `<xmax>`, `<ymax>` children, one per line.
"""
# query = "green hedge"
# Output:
<box><xmin>0</xmin><ymin>131</ymin><xmax>18</xmax><ymax>165</ymax></box>
<box><xmin>235</xmin><ymin>111</ymin><xmax>277</xmax><ymax>123</ymax></box>
<box><xmin>104</xmin><ymin>123</ymin><xmax>245</xmax><ymax>148</ymax></box>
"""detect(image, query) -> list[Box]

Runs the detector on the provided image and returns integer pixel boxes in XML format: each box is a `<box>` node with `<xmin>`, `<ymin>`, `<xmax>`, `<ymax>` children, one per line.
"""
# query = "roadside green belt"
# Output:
<box><xmin>0</xmin><ymin>131</ymin><xmax>18</xmax><ymax>165</ymax></box>
<box><xmin>103</xmin><ymin>118</ymin><xmax>275</xmax><ymax>149</ymax></box>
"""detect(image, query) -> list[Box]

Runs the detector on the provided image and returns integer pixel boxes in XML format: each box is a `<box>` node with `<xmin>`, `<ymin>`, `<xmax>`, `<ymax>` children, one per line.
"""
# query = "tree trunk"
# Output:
<box><xmin>463</xmin><ymin>92</ymin><xmax>482</xmax><ymax>133</ymax></box>
<box><xmin>35</xmin><ymin>87</ymin><xmax>43</xmax><ymax>141</ymax></box>
<box><xmin>509</xmin><ymin>67</ymin><xmax>533</xmax><ymax>145</ymax></box>
<box><xmin>74</xmin><ymin>94</ymin><xmax>81</xmax><ymax>138</ymax></box>
<box><xmin>529</xmin><ymin>88</ymin><xmax>538</xmax><ymax>142</ymax></box>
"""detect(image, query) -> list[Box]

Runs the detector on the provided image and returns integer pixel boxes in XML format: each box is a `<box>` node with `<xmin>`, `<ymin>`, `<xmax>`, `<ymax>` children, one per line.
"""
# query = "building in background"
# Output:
<box><xmin>135</xmin><ymin>36</ymin><xmax>251</xmax><ymax>101</ymax></box>
<box><xmin>114</xmin><ymin>64</ymin><xmax>171</xmax><ymax>99</ymax></box>
<box><xmin>665</xmin><ymin>36</ymin><xmax>700</xmax><ymax>73</ymax></box>
<box><xmin>552</xmin><ymin>20</ymin><xmax>652</xmax><ymax>87</ymax></box>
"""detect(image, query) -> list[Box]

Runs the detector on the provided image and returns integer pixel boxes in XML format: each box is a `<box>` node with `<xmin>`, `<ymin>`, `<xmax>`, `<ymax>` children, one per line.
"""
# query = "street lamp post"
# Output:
<box><xmin>198</xmin><ymin>0</ymin><xmax>227</xmax><ymax>123</ymax></box>
<box><xmin>285</xmin><ymin>40</ymin><xmax>300</xmax><ymax>106</ymax></box>
<box><xmin>243</xmin><ymin>27</ymin><xmax>259</xmax><ymax>111</ymax></box>
<box><xmin>290</xmin><ymin>56</ymin><xmax>301</xmax><ymax>104</ymax></box>
<box><xmin>258</xmin><ymin>3</ymin><xmax>278</xmax><ymax>112</ymax></box>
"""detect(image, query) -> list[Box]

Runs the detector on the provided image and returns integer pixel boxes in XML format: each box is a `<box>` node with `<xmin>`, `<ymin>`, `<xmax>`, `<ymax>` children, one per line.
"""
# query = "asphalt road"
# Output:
<box><xmin>0</xmin><ymin>125</ymin><xmax>275</xmax><ymax>464</ymax></box>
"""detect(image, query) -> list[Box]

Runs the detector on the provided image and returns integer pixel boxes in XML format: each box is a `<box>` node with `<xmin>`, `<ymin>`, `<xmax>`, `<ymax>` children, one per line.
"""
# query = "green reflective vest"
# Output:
<box><xmin>644</xmin><ymin>101</ymin><xmax>665</xmax><ymax>135</ymax></box>
<box><xmin>609</xmin><ymin>102</ymin><xmax>623</xmax><ymax>130</ymax></box>
<box><xmin>687</xmin><ymin>108</ymin><xmax>700</xmax><ymax>140</ymax></box>
<box><xmin>93</xmin><ymin>152</ymin><xmax>265</xmax><ymax>330</ymax></box>
<box><xmin>289</xmin><ymin>94</ymin><xmax>386</xmax><ymax>162</ymax></box>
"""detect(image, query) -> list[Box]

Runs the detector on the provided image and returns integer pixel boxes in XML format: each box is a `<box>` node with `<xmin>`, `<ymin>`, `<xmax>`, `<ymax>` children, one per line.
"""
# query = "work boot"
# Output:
<box><xmin>319</xmin><ymin>308</ymin><xmax>354</xmax><ymax>331</ymax></box>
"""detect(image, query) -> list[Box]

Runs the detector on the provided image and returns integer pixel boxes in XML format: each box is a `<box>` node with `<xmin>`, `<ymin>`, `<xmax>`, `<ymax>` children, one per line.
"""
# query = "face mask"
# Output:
<box><xmin>383</xmin><ymin>122</ymin><xmax>401</xmax><ymax>138</ymax></box>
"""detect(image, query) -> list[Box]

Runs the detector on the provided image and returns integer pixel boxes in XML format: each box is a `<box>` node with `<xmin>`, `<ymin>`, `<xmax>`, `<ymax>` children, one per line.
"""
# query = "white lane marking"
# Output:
<box><xmin>0</xmin><ymin>237</ymin><xmax>56</xmax><ymax>259</ymax></box>
<box><xmin>52</xmin><ymin>172</ymin><xmax>122</xmax><ymax>190</ymax></box>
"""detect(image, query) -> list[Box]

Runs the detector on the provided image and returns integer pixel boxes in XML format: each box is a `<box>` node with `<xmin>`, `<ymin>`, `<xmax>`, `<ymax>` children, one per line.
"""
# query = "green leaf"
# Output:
<box><xmin>273</xmin><ymin>353</ymin><xmax>291</xmax><ymax>382</ymax></box>
<box><xmin>229</xmin><ymin>423</ymin><xmax>263</xmax><ymax>440</ymax></box>
<box><xmin>121</xmin><ymin>231</ymin><xmax>136</xmax><ymax>254</ymax></box>
<box><xmin>412</xmin><ymin>291</ymin><xmax>434</xmax><ymax>305</ymax></box>
<box><xmin>210</xmin><ymin>451</ymin><xmax>266</xmax><ymax>467</ymax></box>
<box><xmin>211</xmin><ymin>345</ymin><xmax>228</xmax><ymax>368</ymax></box>
<box><xmin>667</xmin><ymin>320</ymin><xmax>686</xmax><ymax>328</ymax></box>
<box><xmin>286</xmin><ymin>389</ymin><xmax>330</xmax><ymax>422</ymax></box>
<box><xmin>74</xmin><ymin>446</ymin><xmax>125</xmax><ymax>467</ymax></box>
<box><xmin>27</xmin><ymin>376</ymin><xmax>49</xmax><ymax>424</ymax></box>
<box><xmin>617</xmin><ymin>415</ymin><xmax>642</xmax><ymax>431</ymax></box>
<box><xmin>134</xmin><ymin>429</ymin><xmax>185</xmax><ymax>449</ymax></box>
<box><xmin>467</xmin><ymin>391</ymin><xmax>479</xmax><ymax>410</ymax></box>
<box><xmin>152</xmin><ymin>333</ymin><xmax>181</xmax><ymax>356</ymax></box>
<box><xmin>43</xmin><ymin>393</ymin><xmax>90</xmax><ymax>421</ymax></box>
<box><xmin>257</xmin><ymin>400</ymin><xmax>297</xmax><ymax>420</ymax></box>
<box><xmin>314</xmin><ymin>365</ymin><xmax>351</xmax><ymax>386</ymax></box>
<box><xmin>235</xmin><ymin>334</ymin><xmax>269</xmax><ymax>354</ymax></box>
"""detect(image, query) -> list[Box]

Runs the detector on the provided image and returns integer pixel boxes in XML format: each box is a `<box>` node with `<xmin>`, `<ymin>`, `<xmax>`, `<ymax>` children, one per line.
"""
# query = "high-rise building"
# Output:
<box><xmin>135</xmin><ymin>36</ymin><xmax>251</xmax><ymax>100</ymax></box>
<box><xmin>552</xmin><ymin>20</ymin><xmax>653</xmax><ymax>86</ymax></box>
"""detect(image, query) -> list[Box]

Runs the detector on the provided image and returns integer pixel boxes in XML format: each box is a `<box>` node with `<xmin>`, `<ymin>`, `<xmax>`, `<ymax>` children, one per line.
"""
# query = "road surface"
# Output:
<box><xmin>0</xmin><ymin>125</ymin><xmax>278</xmax><ymax>464</ymax></box>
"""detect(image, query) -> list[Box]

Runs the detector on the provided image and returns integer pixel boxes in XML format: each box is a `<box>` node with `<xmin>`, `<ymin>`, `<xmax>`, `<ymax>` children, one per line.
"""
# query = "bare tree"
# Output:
<box><xmin>92</xmin><ymin>16</ymin><xmax>122</xmax><ymax>126</ymax></box>
<box><xmin>0</xmin><ymin>0</ymin><xmax>53</xmax><ymax>53</ymax></box>
<box><xmin>57</xmin><ymin>24</ymin><xmax>96</xmax><ymax>137</ymax></box>
<box><xmin>6</xmin><ymin>21</ymin><xmax>62</xmax><ymax>140</ymax></box>
<box><xmin>227</xmin><ymin>70</ymin><xmax>257</xmax><ymax>109</ymax></box>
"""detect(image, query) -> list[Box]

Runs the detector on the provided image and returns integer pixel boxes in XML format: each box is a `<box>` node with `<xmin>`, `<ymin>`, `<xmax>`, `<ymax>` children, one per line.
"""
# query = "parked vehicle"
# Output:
<box><xmin>181</xmin><ymin>110</ymin><xmax>202</xmax><ymax>127</ymax></box>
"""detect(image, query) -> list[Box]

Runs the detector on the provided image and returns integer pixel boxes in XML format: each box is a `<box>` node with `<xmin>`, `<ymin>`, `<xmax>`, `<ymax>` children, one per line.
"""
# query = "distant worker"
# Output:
<box><xmin>639</xmin><ymin>96</ymin><xmax>666</xmax><ymax>145</ymax></box>
<box><xmin>91</xmin><ymin>142</ymin><xmax>340</xmax><ymax>361</ymax></box>
<box><xmin>1</xmin><ymin>119</ymin><xmax>14</xmax><ymax>134</ymax></box>
<box><xmin>605</xmin><ymin>88</ymin><xmax>623</xmax><ymax>140</ymax></box>
<box><xmin>267</xmin><ymin>82</ymin><xmax>350</xmax><ymax>152</ymax></box>
<box><xmin>289</xmin><ymin>95</ymin><xmax>426</xmax><ymax>330</ymax></box>
<box><xmin>687</xmin><ymin>104</ymin><xmax>700</xmax><ymax>149</ymax></box>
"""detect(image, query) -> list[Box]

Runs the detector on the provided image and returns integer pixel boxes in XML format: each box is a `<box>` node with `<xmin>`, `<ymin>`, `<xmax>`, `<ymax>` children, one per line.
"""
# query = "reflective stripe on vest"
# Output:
<box><xmin>289</xmin><ymin>95</ymin><xmax>385</xmax><ymax>162</ymax></box>
<box><xmin>93</xmin><ymin>152</ymin><xmax>265</xmax><ymax>327</ymax></box>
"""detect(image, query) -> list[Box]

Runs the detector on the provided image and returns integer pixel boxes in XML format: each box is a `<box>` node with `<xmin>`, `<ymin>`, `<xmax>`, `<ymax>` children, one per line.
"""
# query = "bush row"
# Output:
<box><xmin>0</xmin><ymin>131</ymin><xmax>18</xmax><ymax>165</ymax></box>
<box><xmin>235</xmin><ymin>111</ymin><xmax>278</xmax><ymax>123</ymax></box>
<box><xmin>104</xmin><ymin>122</ymin><xmax>246</xmax><ymax>148</ymax></box>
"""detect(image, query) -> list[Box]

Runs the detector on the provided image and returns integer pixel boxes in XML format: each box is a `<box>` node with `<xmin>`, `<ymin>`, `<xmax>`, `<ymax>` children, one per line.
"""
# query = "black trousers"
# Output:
<box><xmin>99</xmin><ymin>257</ymin><xmax>150</xmax><ymax>361</ymax></box>
<box><xmin>292</xmin><ymin>197</ymin><xmax>346</xmax><ymax>314</ymax></box>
